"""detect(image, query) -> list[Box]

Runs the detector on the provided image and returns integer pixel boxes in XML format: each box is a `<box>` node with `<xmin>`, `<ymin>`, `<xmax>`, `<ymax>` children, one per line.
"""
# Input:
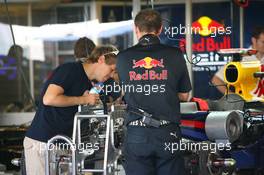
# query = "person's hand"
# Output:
<box><xmin>82</xmin><ymin>90</ymin><xmax>100</xmax><ymax>105</ymax></box>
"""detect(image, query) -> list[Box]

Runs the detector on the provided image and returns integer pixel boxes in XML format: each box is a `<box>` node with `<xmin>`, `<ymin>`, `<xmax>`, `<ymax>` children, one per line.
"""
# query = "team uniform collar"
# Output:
<box><xmin>138</xmin><ymin>34</ymin><xmax>160</xmax><ymax>46</ymax></box>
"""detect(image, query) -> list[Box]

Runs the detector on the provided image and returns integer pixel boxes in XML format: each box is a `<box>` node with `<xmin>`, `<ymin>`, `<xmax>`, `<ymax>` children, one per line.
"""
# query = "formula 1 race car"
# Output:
<box><xmin>181</xmin><ymin>49</ymin><xmax>264</xmax><ymax>175</ymax></box>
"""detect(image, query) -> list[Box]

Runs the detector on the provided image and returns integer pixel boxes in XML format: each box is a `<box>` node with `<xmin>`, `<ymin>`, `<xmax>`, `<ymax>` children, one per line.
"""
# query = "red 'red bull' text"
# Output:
<box><xmin>129</xmin><ymin>70</ymin><xmax>168</xmax><ymax>81</ymax></box>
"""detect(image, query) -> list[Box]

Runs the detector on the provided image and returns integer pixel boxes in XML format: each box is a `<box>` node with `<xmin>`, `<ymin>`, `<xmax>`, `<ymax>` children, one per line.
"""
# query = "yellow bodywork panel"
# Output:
<box><xmin>224</xmin><ymin>61</ymin><xmax>264</xmax><ymax>102</ymax></box>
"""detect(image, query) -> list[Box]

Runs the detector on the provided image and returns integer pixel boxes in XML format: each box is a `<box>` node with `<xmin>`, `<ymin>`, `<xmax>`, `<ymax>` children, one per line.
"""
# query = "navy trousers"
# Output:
<box><xmin>123</xmin><ymin>124</ymin><xmax>186</xmax><ymax>175</ymax></box>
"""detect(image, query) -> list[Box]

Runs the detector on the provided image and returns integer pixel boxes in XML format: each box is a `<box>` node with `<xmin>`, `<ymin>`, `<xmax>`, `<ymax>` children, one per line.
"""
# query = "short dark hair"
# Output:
<box><xmin>252</xmin><ymin>26</ymin><xmax>264</xmax><ymax>39</ymax></box>
<box><xmin>74</xmin><ymin>37</ymin><xmax>96</xmax><ymax>58</ymax></box>
<box><xmin>134</xmin><ymin>9</ymin><xmax>162</xmax><ymax>33</ymax></box>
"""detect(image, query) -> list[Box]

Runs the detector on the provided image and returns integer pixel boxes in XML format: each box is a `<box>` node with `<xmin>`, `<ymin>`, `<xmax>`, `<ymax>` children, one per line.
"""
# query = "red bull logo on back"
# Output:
<box><xmin>133</xmin><ymin>57</ymin><xmax>164</xmax><ymax>69</ymax></box>
<box><xmin>130</xmin><ymin>57</ymin><xmax>167</xmax><ymax>81</ymax></box>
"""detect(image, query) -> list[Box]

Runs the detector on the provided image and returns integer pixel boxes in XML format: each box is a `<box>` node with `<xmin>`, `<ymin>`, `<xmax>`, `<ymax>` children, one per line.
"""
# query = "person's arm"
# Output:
<box><xmin>178</xmin><ymin>92</ymin><xmax>189</xmax><ymax>102</ymax></box>
<box><xmin>43</xmin><ymin>84</ymin><xmax>99</xmax><ymax>107</ymax></box>
<box><xmin>211</xmin><ymin>66</ymin><xmax>226</xmax><ymax>94</ymax></box>
<box><xmin>211</xmin><ymin>75</ymin><xmax>226</xmax><ymax>94</ymax></box>
<box><xmin>177</xmin><ymin>50</ymin><xmax>192</xmax><ymax>102</ymax></box>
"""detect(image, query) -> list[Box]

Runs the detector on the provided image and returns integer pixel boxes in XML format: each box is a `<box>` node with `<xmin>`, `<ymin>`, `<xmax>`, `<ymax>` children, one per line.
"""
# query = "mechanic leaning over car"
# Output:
<box><xmin>23</xmin><ymin>45</ymin><xmax>118</xmax><ymax>175</ymax></box>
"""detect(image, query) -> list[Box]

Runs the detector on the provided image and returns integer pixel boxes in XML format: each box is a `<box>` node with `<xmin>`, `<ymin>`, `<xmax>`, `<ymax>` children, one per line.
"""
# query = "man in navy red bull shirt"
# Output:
<box><xmin>116</xmin><ymin>9</ymin><xmax>192</xmax><ymax>175</ymax></box>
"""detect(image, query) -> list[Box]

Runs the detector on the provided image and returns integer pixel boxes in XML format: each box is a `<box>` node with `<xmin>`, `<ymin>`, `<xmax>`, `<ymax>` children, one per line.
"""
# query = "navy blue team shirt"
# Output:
<box><xmin>116</xmin><ymin>34</ymin><xmax>192</xmax><ymax>124</ymax></box>
<box><xmin>26</xmin><ymin>62</ymin><xmax>92</xmax><ymax>142</ymax></box>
